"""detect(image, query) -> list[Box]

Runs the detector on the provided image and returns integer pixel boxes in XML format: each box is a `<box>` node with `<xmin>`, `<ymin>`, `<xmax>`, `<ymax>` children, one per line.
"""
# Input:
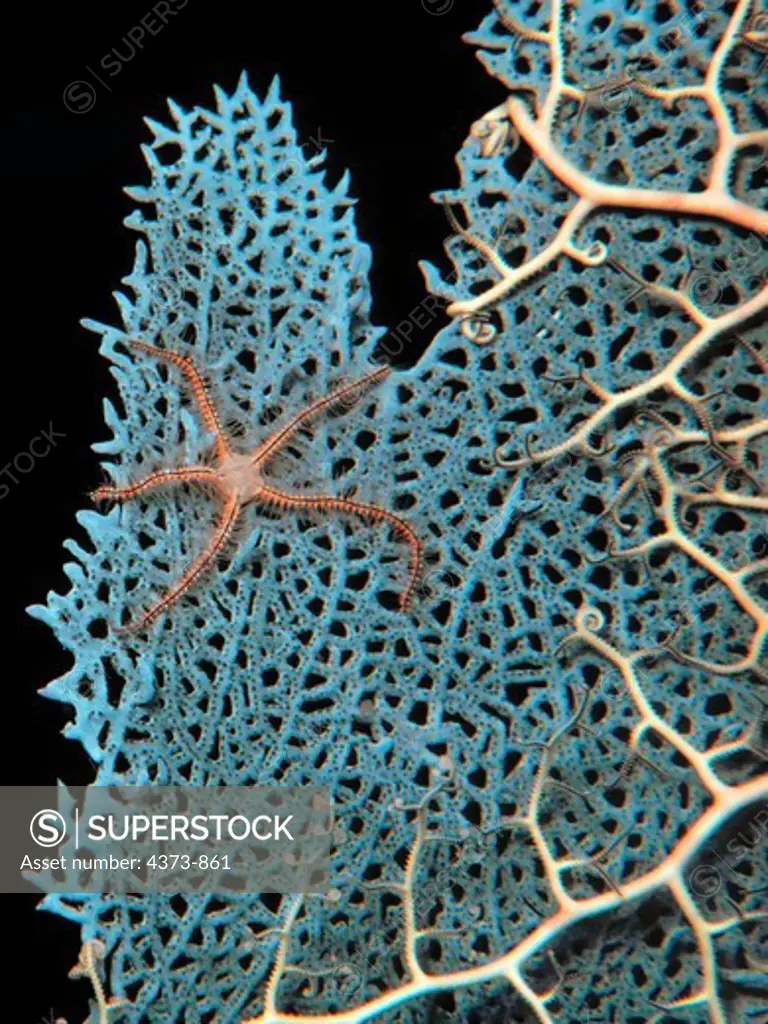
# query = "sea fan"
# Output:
<box><xmin>30</xmin><ymin>2</ymin><xmax>767</xmax><ymax>1021</ymax></box>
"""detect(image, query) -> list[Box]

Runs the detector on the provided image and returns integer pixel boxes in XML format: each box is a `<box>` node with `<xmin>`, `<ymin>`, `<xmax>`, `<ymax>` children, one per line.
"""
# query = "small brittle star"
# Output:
<box><xmin>93</xmin><ymin>339</ymin><xmax>422</xmax><ymax>633</ymax></box>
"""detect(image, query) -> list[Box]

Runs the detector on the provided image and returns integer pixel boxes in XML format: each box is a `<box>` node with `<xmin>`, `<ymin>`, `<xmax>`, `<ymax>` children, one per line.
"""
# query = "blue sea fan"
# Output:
<box><xmin>30</xmin><ymin>2</ymin><xmax>768</xmax><ymax>1021</ymax></box>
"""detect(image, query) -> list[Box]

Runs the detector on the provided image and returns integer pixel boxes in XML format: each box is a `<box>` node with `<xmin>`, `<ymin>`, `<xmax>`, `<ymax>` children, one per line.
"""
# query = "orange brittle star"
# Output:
<box><xmin>92</xmin><ymin>339</ymin><xmax>423</xmax><ymax>633</ymax></box>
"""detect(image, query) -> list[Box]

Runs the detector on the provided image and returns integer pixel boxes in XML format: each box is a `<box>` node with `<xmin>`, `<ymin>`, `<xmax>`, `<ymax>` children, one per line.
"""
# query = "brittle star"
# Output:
<box><xmin>92</xmin><ymin>339</ymin><xmax>423</xmax><ymax>633</ymax></box>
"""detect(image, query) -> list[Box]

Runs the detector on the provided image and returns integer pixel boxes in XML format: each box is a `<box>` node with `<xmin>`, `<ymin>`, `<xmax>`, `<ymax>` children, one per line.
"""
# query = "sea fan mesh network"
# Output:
<box><xmin>29</xmin><ymin>1</ymin><xmax>767</xmax><ymax>1021</ymax></box>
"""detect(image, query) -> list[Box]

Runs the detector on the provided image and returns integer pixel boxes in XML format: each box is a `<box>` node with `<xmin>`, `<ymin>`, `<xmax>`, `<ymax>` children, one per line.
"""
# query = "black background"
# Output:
<box><xmin>6</xmin><ymin>0</ymin><xmax>500</xmax><ymax>1019</ymax></box>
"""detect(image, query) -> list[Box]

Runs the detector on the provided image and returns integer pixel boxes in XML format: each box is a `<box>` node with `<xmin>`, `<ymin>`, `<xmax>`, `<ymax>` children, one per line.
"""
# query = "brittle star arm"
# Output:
<box><xmin>251</xmin><ymin>365</ymin><xmax>391</xmax><ymax>467</ymax></box>
<box><xmin>92</xmin><ymin>466</ymin><xmax>220</xmax><ymax>504</ymax></box>
<box><xmin>118</xmin><ymin>490</ymin><xmax>241</xmax><ymax>633</ymax></box>
<box><xmin>257</xmin><ymin>483</ymin><xmax>422</xmax><ymax>610</ymax></box>
<box><xmin>128</xmin><ymin>339</ymin><xmax>234</xmax><ymax>460</ymax></box>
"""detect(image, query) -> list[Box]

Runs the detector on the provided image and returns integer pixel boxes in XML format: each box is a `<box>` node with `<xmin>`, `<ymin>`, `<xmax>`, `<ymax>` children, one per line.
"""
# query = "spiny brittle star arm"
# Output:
<box><xmin>258</xmin><ymin>483</ymin><xmax>423</xmax><ymax>610</ymax></box>
<box><xmin>252</xmin><ymin>365</ymin><xmax>391</xmax><ymax>467</ymax></box>
<box><xmin>128</xmin><ymin>338</ymin><xmax>234</xmax><ymax>460</ymax></box>
<box><xmin>92</xmin><ymin>466</ymin><xmax>221</xmax><ymax>504</ymax></box>
<box><xmin>93</xmin><ymin>345</ymin><xmax>417</xmax><ymax>628</ymax></box>
<box><xmin>117</xmin><ymin>491</ymin><xmax>241</xmax><ymax>634</ymax></box>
